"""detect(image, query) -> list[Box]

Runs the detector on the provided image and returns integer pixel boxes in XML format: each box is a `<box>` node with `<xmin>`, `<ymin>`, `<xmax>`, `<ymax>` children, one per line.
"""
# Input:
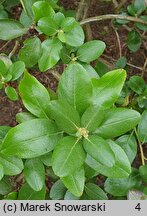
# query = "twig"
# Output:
<box><xmin>49</xmin><ymin>69</ymin><xmax>60</xmax><ymax>81</ymax></box>
<box><xmin>115</xmin><ymin>0</ymin><xmax>127</xmax><ymax>13</ymax></box>
<box><xmin>76</xmin><ymin>0</ymin><xmax>86</xmax><ymax>21</ymax></box>
<box><xmin>9</xmin><ymin>40</ymin><xmax>19</xmax><ymax>59</ymax></box>
<box><xmin>141</xmin><ymin>58</ymin><xmax>147</xmax><ymax>78</ymax></box>
<box><xmin>134</xmin><ymin>128</ymin><xmax>145</xmax><ymax>166</ymax></box>
<box><xmin>0</xmin><ymin>40</ymin><xmax>12</xmax><ymax>51</ymax></box>
<box><xmin>112</xmin><ymin>0</ymin><xmax>119</xmax><ymax>8</ymax></box>
<box><xmin>111</xmin><ymin>23</ymin><xmax>122</xmax><ymax>58</ymax></box>
<box><xmin>102</xmin><ymin>54</ymin><xmax>145</xmax><ymax>71</ymax></box>
<box><xmin>80</xmin><ymin>14</ymin><xmax>147</xmax><ymax>25</ymax></box>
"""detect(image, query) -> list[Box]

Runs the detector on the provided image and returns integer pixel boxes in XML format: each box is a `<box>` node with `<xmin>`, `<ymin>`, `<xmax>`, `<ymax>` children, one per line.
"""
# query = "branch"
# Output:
<box><xmin>80</xmin><ymin>14</ymin><xmax>147</xmax><ymax>25</ymax></box>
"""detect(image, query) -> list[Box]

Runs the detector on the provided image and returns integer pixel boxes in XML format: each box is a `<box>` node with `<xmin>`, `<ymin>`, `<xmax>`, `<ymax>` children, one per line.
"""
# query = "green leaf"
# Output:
<box><xmin>85</xmin><ymin>183</ymin><xmax>108</xmax><ymax>200</ymax></box>
<box><xmin>0</xmin><ymin>126</ymin><xmax>11</xmax><ymax>144</ymax></box>
<box><xmin>37</xmin><ymin>16</ymin><xmax>58</xmax><ymax>36</ymax></box>
<box><xmin>62</xmin><ymin>167</ymin><xmax>85</xmax><ymax>197</ymax></box>
<box><xmin>50</xmin><ymin>179</ymin><xmax>66</xmax><ymax>200</ymax></box>
<box><xmin>20</xmin><ymin>0</ymin><xmax>37</xmax><ymax>18</ymax></box>
<box><xmin>134</xmin><ymin>0</ymin><xmax>146</xmax><ymax>15</ymax></box>
<box><xmin>48</xmin><ymin>100</ymin><xmax>80</xmax><ymax>134</ymax></box>
<box><xmin>1</xmin><ymin>119</ymin><xmax>61</xmax><ymax>158</ymax></box>
<box><xmin>63</xmin><ymin>22</ymin><xmax>84</xmax><ymax>47</ymax></box>
<box><xmin>4</xmin><ymin>191</ymin><xmax>18</xmax><ymax>200</ymax></box>
<box><xmin>19</xmin><ymin>9</ymin><xmax>33</xmax><ymax>27</ymax></box>
<box><xmin>39</xmin><ymin>152</ymin><xmax>52</xmax><ymax>167</ymax></box>
<box><xmin>139</xmin><ymin>165</ymin><xmax>147</xmax><ymax>183</ymax></box>
<box><xmin>58</xmin><ymin>63</ymin><xmax>92</xmax><ymax>115</ymax></box>
<box><xmin>32</xmin><ymin>1</ymin><xmax>55</xmax><ymax>22</ymax></box>
<box><xmin>128</xmin><ymin>75</ymin><xmax>146</xmax><ymax>95</ymax></box>
<box><xmin>81</xmin><ymin>105</ymin><xmax>104</xmax><ymax>132</ymax></box>
<box><xmin>18</xmin><ymin>183</ymin><xmax>46</xmax><ymax>200</ymax></box>
<box><xmin>84</xmin><ymin>163</ymin><xmax>98</xmax><ymax>180</ymax></box>
<box><xmin>104</xmin><ymin>169</ymin><xmax>142</xmax><ymax>196</ymax></box>
<box><xmin>92</xmin><ymin>69</ymin><xmax>126</xmax><ymax>108</ymax></box>
<box><xmin>0</xmin><ymin>59</ymin><xmax>7</xmax><ymax>76</ymax></box>
<box><xmin>19</xmin><ymin>72</ymin><xmax>51</xmax><ymax>119</ymax></box>
<box><xmin>38</xmin><ymin>38</ymin><xmax>62</xmax><ymax>72</ymax></box>
<box><xmin>95</xmin><ymin>108</ymin><xmax>140</xmax><ymax>139</ymax></box>
<box><xmin>5</xmin><ymin>86</ymin><xmax>18</xmax><ymax>101</ymax></box>
<box><xmin>86</xmin><ymin>139</ymin><xmax>131</xmax><ymax>178</ymax></box>
<box><xmin>16</xmin><ymin>112</ymin><xmax>36</xmax><ymax>123</ymax></box>
<box><xmin>0</xmin><ymin>19</ymin><xmax>28</xmax><ymax>40</ymax></box>
<box><xmin>8</xmin><ymin>61</ymin><xmax>25</xmax><ymax>81</ymax></box>
<box><xmin>138</xmin><ymin>110</ymin><xmax>147</xmax><ymax>144</ymax></box>
<box><xmin>19</xmin><ymin>37</ymin><xmax>42</xmax><ymax>68</ymax></box>
<box><xmin>61</xmin><ymin>17</ymin><xmax>75</xmax><ymax>32</ymax></box>
<box><xmin>64</xmin><ymin>191</ymin><xmax>79</xmax><ymax>200</ymax></box>
<box><xmin>116</xmin><ymin>135</ymin><xmax>137</xmax><ymax>164</ymax></box>
<box><xmin>77</xmin><ymin>40</ymin><xmax>106</xmax><ymax>63</ymax></box>
<box><xmin>0</xmin><ymin>54</ymin><xmax>12</xmax><ymax>70</ymax></box>
<box><xmin>80</xmin><ymin>63</ymin><xmax>99</xmax><ymax>78</ymax></box>
<box><xmin>135</xmin><ymin>16</ymin><xmax>147</xmax><ymax>31</ymax></box>
<box><xmin>116</xmin><ymin>57</ymin><xmax>127</xmax><ymax>69</ymax></box>
<box><xmin>83</xmin><ymin>135</ymin><xmax>115</xmax><ymax>167</ymax></box>
<box><xmin>127</xmin><ymin>30</ymin><xmax>142</xmax><ymax>52</ymax></box>
<box><xmin>95</xmin><ymin>61</ymin><xmax>109</xmax><ymax>77</ymax></box>
<box><xmin>0</xmin><ymin>164</ymin><xmax>4</xmax><ymax>181</ymax></box>
<box><xmin>52</xmin><ymin>136</ymin><xmax>86</xmax><ymax>177</ymax></box>
<box><xmin>24</xmin><ymin>158</ymin><xmax>45</xmax><ymax>191</ymax></box>
<box><xmin>0</xmin><ymin>177</ymin><xmax>12</xmax><ymax>195</ymax></box>
<box><xmin>0</xmin><ymin>153</ymin><xmax>23</xmax><ymax>175</ymax></box>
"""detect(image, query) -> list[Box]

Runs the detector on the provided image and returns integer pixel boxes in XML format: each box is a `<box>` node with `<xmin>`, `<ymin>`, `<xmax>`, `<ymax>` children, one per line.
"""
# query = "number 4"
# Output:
<box><xmin>135</xmin><ymin>203</ymin><xmax>141</xmax><ymax>211</ymax></box>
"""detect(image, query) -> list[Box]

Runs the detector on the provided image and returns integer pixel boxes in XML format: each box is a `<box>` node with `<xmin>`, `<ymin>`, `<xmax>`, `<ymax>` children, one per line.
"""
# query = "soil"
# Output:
<box><xmin>0</xmin><ymin>0</ymin><xmax>147</xmax><ymax>192</ymax></box>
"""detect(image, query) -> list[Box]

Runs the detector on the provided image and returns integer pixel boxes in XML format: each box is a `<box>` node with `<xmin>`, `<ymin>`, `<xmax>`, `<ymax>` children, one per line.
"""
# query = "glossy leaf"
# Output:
<box><xmin>116</xmin><ymin>57</ymin><xmax>127</xmax><ymax>69</ymax></box>
<box><xmin>137</xmin><ymin>110</ymin><xmax>147</xmax><ymax>144</ymax></box>
<box><xmin>5</xmin><ymin>86</ymin><xmax>18</xmax><ymax>101</ymax></box>
<box><xmin>50</xmin><ymin>179</ymin><xmax>66</xmax><ymax>200</ymax></box>
<box><xmin>38</xmin><ymin>16</ymin><xmax>58</xmax><ymax>36</ymax></box>
<box><xmin>81</xmin><ymin>105</ymin><xmax>104</xmax><ymax>132</ymax></box>
<box><xmin>18</xmin><ymin>183</ymin><xmax>46</xmax><ymax>200</ymax></box>
<box><xmin>86</xmin><ymin>139</ymin><xmax>131</xmax><ymax>178</ymax></box>
<box><xmin>128</xmin><ymin>75</ymin><xmax>146</xmax><ymax>95</ymax></box>
<box><xmin>85</xmin><ymin>183</ymin><xmax>108</xmax><ymax>200</ymax></box>
<box><xmin>0</xmin><ymin>59</ymin><xmax>7</xmax><ymax>76</ymax></box>
<box><xmin>39</xmin><ymin>38</ymin><xmax>62</xmax><ymax>72</ymax></box>
<box><xmin>62</xmin><ymin>167</ymin><xmax>85</xmax><ymax>197</ymax></box>
<box><xmin>24</xmin><ymin>158</ymin><xmax>45</xmax><ymax>191</ymax></box>
<box><xmin>0</xmin><ymin>177</ymin><xmax>12</xmax><ymax>195</ymax></box>
<box><xmin>19</xmin><ymin>37</ymin><xmax>42</xmax><ymax>68</ymax></box>
<box><xmin>64</xmin><ymin>191</ymin><xmax>79</xmax><ymax>200</ymax></box>
<box><xmin>20</xmin><ymin>0</ymin><xmax>37</xmax><ymax>18</ymax></box>
<box><xmin>0</xmin><ymin>126</ymin><xmax>11</xmax><ymax>144</ymax></box>
<box><xmin>83</xmin><ymin>135</ymin><xmax>115</xmax><ymax>167</ymax></box>
<box><xmin>19</xmin><ymin>72</ymin><xmax>51</xmax><ymax>118</ymax></box>
<box><xmin>139</xmin><ymin>165</ymin><xmax>147</xmax><ymax>183</ymax></box>
<box><xmin>95</xmin><ymin>108</ymin><xmax>140</xmax><ymax>138</ymax></box>
<box><xmin>92</xmin><ymin>69</ymin><xmax>126</xmax><ymax>108</ymax></box>
<box><xmin>0</xmin><ymin>19</ymin><xmax>28</xmax><ymax>40</ymax></box>
<box><xmin>104</xmin><ymin>169</ymin><xmax>142</xmax><ymax>196</ymax></box>
<box><xmin>0</xmin><ymin>164</ymin><xmax>3</xmax><ymax>181</ymax></box>
<box><xmin>136</xmin><ymin>16</ymin><xmax>147</xmax><ymax>31</ymax></box>
<box><xmin>0</xmin><ymin>153</ymin><xmax>23</xmax><ymax>175</ymax></box>
<box><xmin>134</xmin><ymin>0</ymin><xmax>146</xmax><ymax>15</ymax></box>
<box><xmin>127</xmin><ymin>31</ymin><xmax>142</xmax><ymax>52</ymax></box>
<box><xmin>19</xmin><ymin>9</ymin><xmax>33</xmax><ymax>27</ymax></box>
<box><xmin>1</xmin><ymin>119</ymin><xmax>61</xmax><ymax>158</ymax></box>
<box><xmin>63</xmin><ymin>22</ymin><xmax>84</xmax><ymax>47</ymax></box>
<box><xmin>16</xmin><ymin>112</ymin><xmax>36</xmax><ymax>123</ymax></box>
<box><xmin>32</xmin><ymin>1</ymin><xmax>55</xmax><ymax>22</ymax></box>
<box><xmin>52</xmin><ymin>136</ymin><xmax>86</xmax><ymax>177</ymax></box>
<box><xmin>116</xmin><ymin>135</ymin><xmax>137</xmax><ymax>163</ymax></box>
<box><xmin>58</xmin><ymin>63</ymin><xmax>92</xmax><ymax>115</ymax></box>
<box><xmin>77</xmin><ymin>40</ymin><xmax>106</xmax><ymax>63</ymax></box>
<box><xmin>8</xmin><ymin>61</ymin><xmax>25</xmax><ymax>81</ymax></box>
<box><xmin>39</xmin><ymin>152</ymin><xmax>52</xmax><ymax>167</ymax></box>
<box><xmin>48</xmin><ymin>100</ymin><xmax>80</xmax><ymax>134</ymax></box>
<box><xmin>80</xmin><ymin>63</ymin><xmax>99</xmax><ymax>78</ymax></box>
<box><xmin>95</xmin><ymin>61</ymin><xmax>109</xmax><ymax>77</ymax></box>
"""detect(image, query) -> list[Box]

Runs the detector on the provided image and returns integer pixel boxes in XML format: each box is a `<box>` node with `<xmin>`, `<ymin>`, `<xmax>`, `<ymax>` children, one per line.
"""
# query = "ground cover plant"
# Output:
<box><xmin>0</xmin><ymin>0</ymin><xmax>147</xmax><ymax>200</ymax></box>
